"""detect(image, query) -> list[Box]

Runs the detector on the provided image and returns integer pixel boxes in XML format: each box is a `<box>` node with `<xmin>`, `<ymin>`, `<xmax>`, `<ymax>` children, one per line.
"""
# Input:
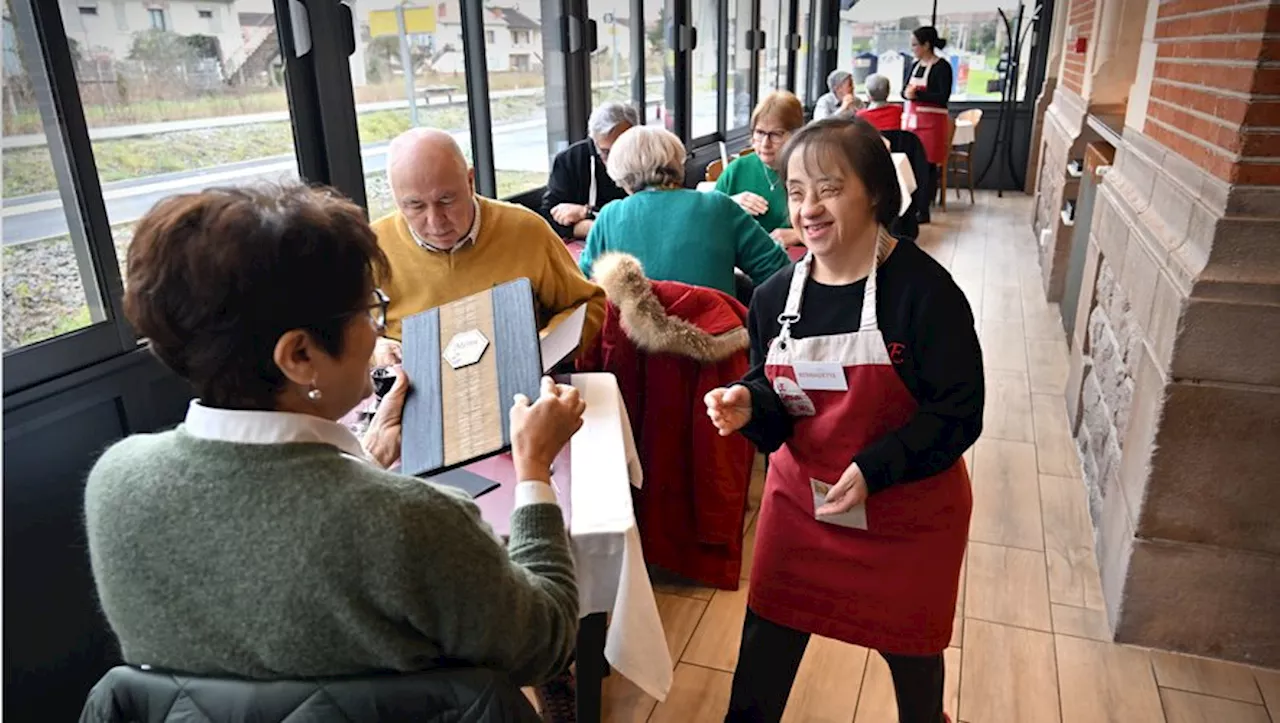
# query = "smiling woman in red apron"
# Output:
<box><xmin>903</xmin><ymin>26</ymin><xmax>953</xmax><ymax>225</ymax></box>
<box><xmin>705</xmin><ymin>118</ymin><xmax>983</xmax><ymax>723</ymax></box>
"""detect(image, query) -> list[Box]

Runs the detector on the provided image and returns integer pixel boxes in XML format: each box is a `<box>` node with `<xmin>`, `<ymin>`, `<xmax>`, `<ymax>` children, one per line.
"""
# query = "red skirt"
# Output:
<box><xmin>904</xmin><ymin>102</ymin><xmax>950</xmax><ymax>166</ymax></box>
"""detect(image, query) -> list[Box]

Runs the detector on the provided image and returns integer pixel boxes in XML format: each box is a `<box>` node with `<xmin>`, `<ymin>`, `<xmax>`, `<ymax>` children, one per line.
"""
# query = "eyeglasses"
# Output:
<box><xmin>365</xmin><ymin>288</ymin><xmax>389</xmax><ymax>331</ymax></box>
<box><xmin>595</xmin><ymin>142</ymin><xmax>612</xmax><ymax>162</ymax></box>
<box><xmin>752</xmin><ymin>129</ymin><xmax>789</xmax><ymax>144</ymax></box>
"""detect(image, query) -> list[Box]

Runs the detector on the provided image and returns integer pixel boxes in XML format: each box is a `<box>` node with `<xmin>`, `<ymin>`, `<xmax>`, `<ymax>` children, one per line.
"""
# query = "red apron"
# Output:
<box><xmin>749</xmin><ymin>231</ymin><xmax>971</xmax><ymax>655</ymax></box>
<box><xmin>903</xmin><ymin>61</ymin><xmax>950</xmax><ymax>166</ymax></box>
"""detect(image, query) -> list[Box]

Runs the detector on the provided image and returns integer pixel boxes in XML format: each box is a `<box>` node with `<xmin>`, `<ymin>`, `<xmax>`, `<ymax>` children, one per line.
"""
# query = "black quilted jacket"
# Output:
<box><xmin>78</xmin><ymin>666</ymin><xmax>542</xmax><ymax>723</ymax></box>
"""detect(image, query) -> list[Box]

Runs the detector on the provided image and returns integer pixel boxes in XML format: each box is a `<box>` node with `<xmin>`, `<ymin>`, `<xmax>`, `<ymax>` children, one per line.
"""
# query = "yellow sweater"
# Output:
<box><xmin>372</xmin><ymin>196</ymin><xmax>605</xmax><ymax>351</ymax></box>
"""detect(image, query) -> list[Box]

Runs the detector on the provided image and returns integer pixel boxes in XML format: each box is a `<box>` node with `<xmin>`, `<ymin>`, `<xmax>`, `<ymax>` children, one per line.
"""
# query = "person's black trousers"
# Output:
<box><xmin>725</xmin><ymin>608</ymin><xmax>946</xmax><ymax>723</ymax></box>
<box><xmin>918</xmin><ymin>164</ymin><xmax>939</xmax><ymax>224</ymax></box>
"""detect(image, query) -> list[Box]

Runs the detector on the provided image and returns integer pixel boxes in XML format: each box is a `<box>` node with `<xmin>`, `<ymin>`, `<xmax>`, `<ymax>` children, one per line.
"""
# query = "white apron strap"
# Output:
<box><xmin>777</xmin><ymin>230</ymin><xmax>889</xmax><ymax>340</ymax></box>
<box><xmin>588</xmin><ymin>159</ymin><xmax>598</xmax><ymax>210</ymax></box>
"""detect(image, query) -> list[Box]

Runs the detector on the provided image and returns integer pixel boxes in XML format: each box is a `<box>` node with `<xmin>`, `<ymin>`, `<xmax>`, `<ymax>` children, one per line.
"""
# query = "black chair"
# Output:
<box><xmin>882</xmin><ymin>129</ymin><xmax>931</xmax><ymax>240</ymax></box>
<box><xmin>79</xmin><ymin>665</ymin><xmax>541</xmax><ymax>723</ymax></box>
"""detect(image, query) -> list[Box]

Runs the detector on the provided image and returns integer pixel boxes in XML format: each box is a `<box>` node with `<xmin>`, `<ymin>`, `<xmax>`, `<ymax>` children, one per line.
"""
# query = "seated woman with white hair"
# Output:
<box><xmin>813</xmin><ymin>69</ymin><xmax>863</xmax><ymax>120</ymax></box>
<box><xmin>857</xmin><ymin>74</ymin><xmax>904</xmax><ymax>132</ymax></box>
<box><xmin>577</xmin><ymin>126</ymin><xmax>790</xmax><ymax>297</ymax></box>
<box><xmin>540</xmin><ymin>101</ymin><xmax>639</xmax><ymax>239</ymax></box>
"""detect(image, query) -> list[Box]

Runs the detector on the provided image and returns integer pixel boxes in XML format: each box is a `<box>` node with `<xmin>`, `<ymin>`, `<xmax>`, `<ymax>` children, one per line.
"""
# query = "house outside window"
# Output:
<box><xmin>486</xmin><ymin>29</ymin><xmax>494</xmax><ymax>44</ymax></box>
<box><xmin>78</xmin><ymin>5</ymin><xmax>98</xmax><ymax>16</ymax></box>
<box><xmin>148</xmin><ymin>8</ymin><xmax>166</xmax><ymax>30</ymax></box>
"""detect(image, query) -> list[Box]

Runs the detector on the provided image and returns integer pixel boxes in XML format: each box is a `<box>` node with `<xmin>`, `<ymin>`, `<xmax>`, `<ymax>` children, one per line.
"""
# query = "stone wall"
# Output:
<box><xmin>1064</xmin><ymin>124</ymin><xmax>1280</xmax><ymax>667</ymax></box>
<box><xmin>1030</xmin><ymin>87</ymin><xmax>1087</xmax><ymax>303</ymax></box>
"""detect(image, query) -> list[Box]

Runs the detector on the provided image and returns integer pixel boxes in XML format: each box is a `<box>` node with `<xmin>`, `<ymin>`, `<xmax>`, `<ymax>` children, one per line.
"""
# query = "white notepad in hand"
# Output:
<box><xmin>811</xmin><ymin>478</ymin><xmax>868</xmax><ymax>530</ymax></box>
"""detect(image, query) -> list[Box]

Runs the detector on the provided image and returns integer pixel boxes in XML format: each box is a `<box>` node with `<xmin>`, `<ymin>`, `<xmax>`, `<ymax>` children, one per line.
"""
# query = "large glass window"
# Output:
<box><xmin>648</xmin><ymin>0</ymin><xmax>670</xmax><ymax>128</ymax></box>
<box><xmin>935</xmin><ymin>4</ymin><xmax>1035</xmax><ymax>102</ymax></box>
<box><xmin>51</xmin><ymin>1</ymin><xmax>299</xmax><ymax>290</ymax></box>
<box><xmin>484</xmin><ymin>4</ymin><xmax>567</xmax><ymax>198</ymax></box>
<box><xmin>796</xmin><ymin>1</ymin><xmax>812</xmax><ymax>104</ymax></box>
<box><xmin>727</xmin><ymin>0</ymin><xmax>753</xmax><ymax>129</ymax></box>
<box><xmin>759</xmin><ymin>0</ymin><xmax>787</xmax><ymax>94</ymax></box>
<box><xmin>838</xmin><ymin>2</ymin><xmax>1033</xmax><ymax>102</ymax></box>
<box><xmin>590</xmin><ymin>0</ymin><xmax>632</xmax><ymax>107</ymax></box>
<box><xmin>353</xmin><ymin>0</ymin><xmax>470</xmax><ymax>219</ymax></box>
<box><xmin>3</xmin><ymin>0</ymin><xmax>106</xmax><ymax>350</ymax></box>
<box><xmin>690</xmin><ymin>0</ymin><xmax>718</xmax><ymax>137</ymax></box>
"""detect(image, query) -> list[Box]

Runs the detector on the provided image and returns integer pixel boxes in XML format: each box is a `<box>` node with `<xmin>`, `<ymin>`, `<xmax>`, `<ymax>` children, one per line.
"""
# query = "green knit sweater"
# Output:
<box><xmin>84</xmin><ymin>427</ymin><xmax>579</xmax><ymax>685</ymax></box>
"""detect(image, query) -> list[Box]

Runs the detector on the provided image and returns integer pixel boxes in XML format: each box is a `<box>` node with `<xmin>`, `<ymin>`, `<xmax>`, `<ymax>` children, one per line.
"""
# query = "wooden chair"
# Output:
<box><xmin>705</xmin><ymin>158</ymin><xmax>726</xmax><ymax>182</ymax></box>
<box><xmin>937</xmin><ymin>118</ymin><xmax>956</xmax><ymax>212</ymax></box>
<box><xmin>948</xmin><ymin>108</ymin><xmax>983</xmax><ymax>204</ymax></box>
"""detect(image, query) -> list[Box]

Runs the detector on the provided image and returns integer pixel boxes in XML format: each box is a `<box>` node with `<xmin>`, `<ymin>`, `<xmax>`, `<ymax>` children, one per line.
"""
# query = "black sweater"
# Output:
<box><xmin>738</xmin><ymin>241</ymin><xmax>983</xmax><ymax>494</ymax></box>
<box><xmin>539</xmin><ymin>139</ymin><xmax>628</xmax><ymax>237</ymax></box>
<box><xmin>907</xmin><ymin>58</ymin><xmax>954</xmax><ymax>107</ymax></box>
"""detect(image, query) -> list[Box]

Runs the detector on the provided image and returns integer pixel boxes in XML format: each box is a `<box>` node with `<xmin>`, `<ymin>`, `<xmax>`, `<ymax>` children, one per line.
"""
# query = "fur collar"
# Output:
<box><xmin>591</xmin><ymin>253</ymin><xmax>749</xmax><ymax>363</ymax></box>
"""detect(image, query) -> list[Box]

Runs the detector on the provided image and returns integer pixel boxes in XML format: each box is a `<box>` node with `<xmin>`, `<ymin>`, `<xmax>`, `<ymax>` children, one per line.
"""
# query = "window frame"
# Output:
<box><xmin>147</xmin><ymin>7</ymin><xmax>165</xmax><ymax>31</ymax></box>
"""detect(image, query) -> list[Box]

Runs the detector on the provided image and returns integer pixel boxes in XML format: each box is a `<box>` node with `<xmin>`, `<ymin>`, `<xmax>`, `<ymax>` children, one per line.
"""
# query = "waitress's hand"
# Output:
<box><xmin>705</xmin><ymin>385</ymin><xmax>753</xmax><ymax>436</ymax></box>
<box><xmin>817</xmin><ymin>462</ymin><xmax>868</xmax><ymax>516</ymax></box>
<box><xmin>363</xmin><ymin>366</ymin><xmax>410</xmax><ymax>469</ymax></box>
<box><xmin>904</xmin><ymin>85</ymin><xmax>918</xmax><ymax>100</ymax></box>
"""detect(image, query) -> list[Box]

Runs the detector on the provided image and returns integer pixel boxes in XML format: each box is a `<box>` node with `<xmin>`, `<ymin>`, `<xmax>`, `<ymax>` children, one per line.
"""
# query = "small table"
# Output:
<box><xmin>454</xmin><ymin>373</ymin><xmax>672</xmax><ymax>721</ymax></box>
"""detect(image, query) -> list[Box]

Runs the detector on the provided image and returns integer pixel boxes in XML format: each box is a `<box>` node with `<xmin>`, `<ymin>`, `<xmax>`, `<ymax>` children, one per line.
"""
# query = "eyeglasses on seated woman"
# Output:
<box><xmin>83</xmin><ymin>183</ymin><xmax>587</xmax><ymax>707</ymax></box>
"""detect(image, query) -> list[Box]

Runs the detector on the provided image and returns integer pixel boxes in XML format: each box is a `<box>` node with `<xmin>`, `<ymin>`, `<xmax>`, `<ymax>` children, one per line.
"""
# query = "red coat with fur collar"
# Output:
<box><xmin>579</xmin><ymin>254</ymin><xmax>755</xmax><ymax>589</ymax></box>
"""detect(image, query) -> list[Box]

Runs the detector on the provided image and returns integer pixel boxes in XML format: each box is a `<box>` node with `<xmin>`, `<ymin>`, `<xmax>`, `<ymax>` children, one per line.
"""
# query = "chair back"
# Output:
<box><xmin>957</xmin><ymin>108</ymin><xmax>983</xmax><ymax>128</ymax></box>
<box><xmin>705</xmin><ymin>158</ymin><xmax>725</xmax><ymax>182</ymax></box>
<box><xmin>79</xmin><ymin>665</ymin><xmax>541</xmax><ymax>723</ymax></box>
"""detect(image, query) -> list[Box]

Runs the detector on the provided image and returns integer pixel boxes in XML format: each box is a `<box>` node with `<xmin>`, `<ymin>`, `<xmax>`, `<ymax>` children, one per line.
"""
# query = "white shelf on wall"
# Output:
<box><xmin>1067</xmin><ymin>161</ymin><xmax>1084</xmax><ymax>178</ymax></box>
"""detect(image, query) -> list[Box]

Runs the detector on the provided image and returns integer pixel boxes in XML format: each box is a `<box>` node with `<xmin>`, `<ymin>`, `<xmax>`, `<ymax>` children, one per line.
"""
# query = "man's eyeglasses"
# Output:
<box><xmin>364</xmin><ymin>288</ymin><xmax>389</xmax><ymax>331</ymax></box>
<box><xmin>595</xmin><ymin>142</ymin><xmax>612</xmax><ymax>162</ymax></box>
<box><xmin>753</xmin><ymin>129</ymin><xmax>789</xmax><ymax>144</ymax></box>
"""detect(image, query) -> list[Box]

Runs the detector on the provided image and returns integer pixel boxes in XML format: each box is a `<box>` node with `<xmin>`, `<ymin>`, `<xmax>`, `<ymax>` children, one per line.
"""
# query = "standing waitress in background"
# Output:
<box><xmin>903</xmin><ymin>26</ymin><xmax>953</xmax><ymax>224</ymax></box>
<box><xmin>705</xmin><ymin>118</ymin><xmax>983</xmax><ymax>723</ymax></box>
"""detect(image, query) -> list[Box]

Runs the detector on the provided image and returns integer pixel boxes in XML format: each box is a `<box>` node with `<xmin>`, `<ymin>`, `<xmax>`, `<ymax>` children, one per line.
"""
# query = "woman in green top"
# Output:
<box><xmin>715</xmin><ymin>91</ymin><xmax>806</xmax><ymax>249</ymax></box>
<box><xmin>579</xmin><ymin>126</ymin><xmax>790</xmax><ymax>297</ymax></box>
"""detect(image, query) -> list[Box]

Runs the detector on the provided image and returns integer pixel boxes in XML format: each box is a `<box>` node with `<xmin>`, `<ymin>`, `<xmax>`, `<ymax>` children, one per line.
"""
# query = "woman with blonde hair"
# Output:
<box><xmin>715</xmin><ymin>90</ymin><xmax>806</xmax><ymax>248</ymax></box>
<box><xmin>578</xmin><ymin>125</ymin><xmax>789</xmax><ymax>296</ymax></box>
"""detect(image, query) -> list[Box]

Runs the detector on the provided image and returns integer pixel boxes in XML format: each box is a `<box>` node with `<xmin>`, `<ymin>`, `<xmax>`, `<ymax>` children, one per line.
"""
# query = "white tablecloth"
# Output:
<box><xmin>953</xmin><ymin>119</ymin><xmax>976</xmax><ymax>147</ymax></box>
<box><xmin>891</xmin><ymin>151</ymin><xmax>917</xmax><ymax>217</ymax></box>
<box><xmin>565</xmin><ymin>373</ymin><xmax>670</xmax><ymax>701</ymax></box>
<box><xmin>700</xmin><ymin>157</ymin><xmax>917</xmax><ymax>218</ymax></box>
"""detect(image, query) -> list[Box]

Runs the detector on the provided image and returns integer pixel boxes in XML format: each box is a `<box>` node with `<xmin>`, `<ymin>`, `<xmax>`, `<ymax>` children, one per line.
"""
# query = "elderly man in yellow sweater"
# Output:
<box><xmin>371</xmin><ymin>128</ymin><xmax>606</xmax><ymax>365</ymax></box>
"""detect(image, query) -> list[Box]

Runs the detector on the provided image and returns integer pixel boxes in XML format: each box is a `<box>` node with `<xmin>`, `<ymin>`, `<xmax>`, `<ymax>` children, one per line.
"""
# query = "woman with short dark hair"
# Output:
<box><xmin>706</xmin><ymin>118</ymin><xmax>983</xmax><ymax>723</ymax></box>
<box><xmin>86</xmin><ymin>184</ymin><xmax>585</xmax><ymax>689</ymax></box>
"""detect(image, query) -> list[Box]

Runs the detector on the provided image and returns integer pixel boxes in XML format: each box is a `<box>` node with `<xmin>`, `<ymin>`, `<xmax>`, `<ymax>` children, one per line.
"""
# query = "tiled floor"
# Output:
<box><xmin>600</xmin><ymin>192</ymin><xmax>1280</xmax><ymax>723</ymax></box>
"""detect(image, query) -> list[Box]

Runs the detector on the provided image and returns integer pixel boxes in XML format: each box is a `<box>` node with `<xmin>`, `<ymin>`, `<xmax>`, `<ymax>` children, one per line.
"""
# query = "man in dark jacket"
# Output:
<box><xmin>540</xmin><ymin>101</ymin><xmax>638</xmax><ymax>239</ymax></box>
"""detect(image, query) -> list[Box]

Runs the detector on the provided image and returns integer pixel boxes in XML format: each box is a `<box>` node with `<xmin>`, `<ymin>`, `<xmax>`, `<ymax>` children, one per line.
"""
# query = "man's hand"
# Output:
<box><xmin>771</xmin><ymin>228</ymin><xmax>804</xmax><ymax>247</ymax></box>
<box><xmin>373</xmin><ymin>337</ymin><xmax>402</xmax><ymax>367</ymax></box>
<box><xmin>704</xmin><ymin>385</ymin><xmax>753</xmax><ymax>436</ymax></box>
<box><xmin>510</xmin><ymin>377</ymin><xmax>587</xmax><ymax>483</ymax></box>
<box><xmin>551</xmin><ymin>203</ymin><xmax>590</xmax><ymax>226</ymax></box>
<box><xmin>362</xmin><ymin>366</ymin><xmax>410</xmax><ymax>469</ymax></box>
<box><xmin>839</xmin><ymin>93</ymin><xmax>857</xmax><ymax>111</ymax></box>
<box><xmin>816</xmin><ymin>462</ymin><xmax>868</xmax><ymax>516</ymax></box>
<box><xmin>731</xmin><ymin>192</ymin><xmax>769</xmax><ymax>217</ymax></box>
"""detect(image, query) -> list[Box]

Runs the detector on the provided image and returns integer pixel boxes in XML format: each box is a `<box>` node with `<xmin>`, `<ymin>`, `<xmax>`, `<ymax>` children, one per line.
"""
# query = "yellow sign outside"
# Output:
<box><xmin>369</xmin><ymin>7</ymin><xmax>437</xmax><ymax>37</ymax></box>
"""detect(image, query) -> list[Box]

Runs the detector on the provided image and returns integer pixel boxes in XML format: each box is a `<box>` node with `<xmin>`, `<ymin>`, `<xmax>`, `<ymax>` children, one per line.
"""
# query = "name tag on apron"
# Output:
<box><xmin>793</xmin><ymin>362</ymin><xmax>849</xmax><ymax>391</ymax></box>
<box><xmin>810</xmin><ymin>479</ymin><xmax>868</xmax><ymax>530</ymax></box>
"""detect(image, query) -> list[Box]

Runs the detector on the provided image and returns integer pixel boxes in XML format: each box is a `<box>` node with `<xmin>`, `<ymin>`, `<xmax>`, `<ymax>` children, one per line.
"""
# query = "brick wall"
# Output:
<box><xmin>1146</xmin><ymin>0</ymin><xmax>1280</xmax><ymax>184</ymax></box>
<box><xmin>1061</xmin><ymin>0</ymin><xmax>1097</xmax><ymax>95</ymax></box>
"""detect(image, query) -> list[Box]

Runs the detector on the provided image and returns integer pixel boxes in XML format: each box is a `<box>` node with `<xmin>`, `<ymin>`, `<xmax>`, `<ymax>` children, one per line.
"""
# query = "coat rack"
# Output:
<box><xmin>978</xmin><ymin>2</ymin><xmax>1043</xmax><ymax>196</ymax></box>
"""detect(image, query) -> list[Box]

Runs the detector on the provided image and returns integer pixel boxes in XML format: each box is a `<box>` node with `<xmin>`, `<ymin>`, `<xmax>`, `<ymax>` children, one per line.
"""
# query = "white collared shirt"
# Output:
<box><xmin>182</xmin><ymin>400</ymin><xmax>557</xmax><ymax>507</ymax></box>
<box><xmin>409</xmin><ymin>197</ymin><xmax>482</xmax><ymax>253</ymax></box>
